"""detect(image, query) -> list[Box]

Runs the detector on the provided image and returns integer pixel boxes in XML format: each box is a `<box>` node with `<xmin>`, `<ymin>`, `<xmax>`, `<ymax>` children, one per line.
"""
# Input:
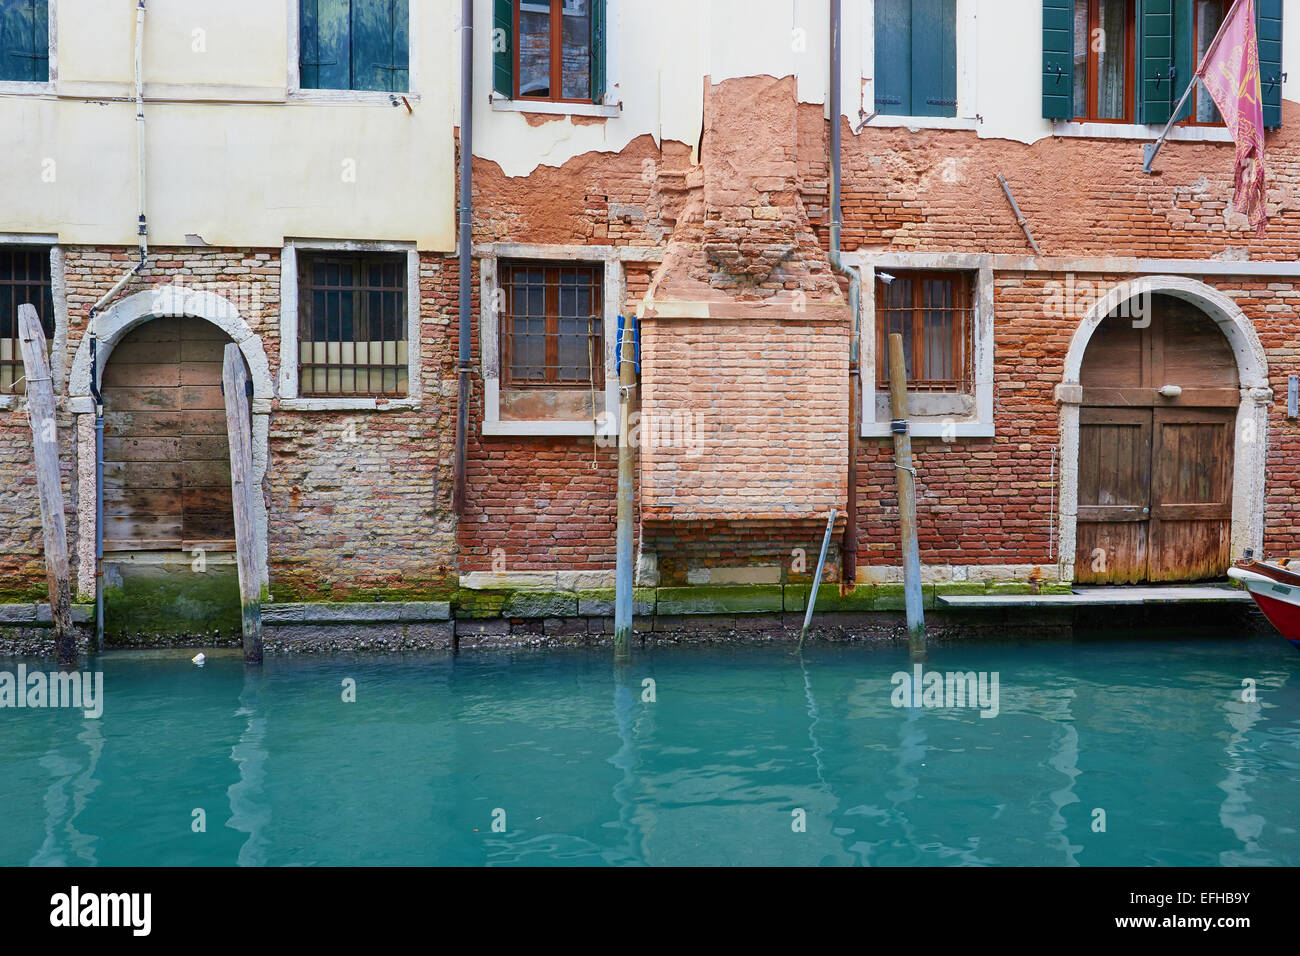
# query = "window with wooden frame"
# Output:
<box><xmin>493</xmin><ymin>0</ymin><xmax>607</xmax><ymax>105</ymax></box>
<box><xmin>874</xmin><ymin>0</ymin><xmax>958</xmax><ymax>118</ymax></box>
<box><xmin>876</xmin><ymin>271</ymin><xmax>972</xmax><ymax>393</ymax></box>
<box><xmin>297</xmin><ymin>252</ymin><xmax>408</xmax><ymax>397</ymax></box>
<box><xmin>0</xmin><ymin>246</ymin><xmax>53</xmax><ymax>395</ymax></box>
<box><xmin>500</xmin><ymin>260</ymin><xmax>604</xmax><ymax>387</ymax></box>
<box><xmin>1071</xmin><ymin>0</ymin><xmax>1136</xmax><ymax>122</ymax></box>
<box><xmin>0</xmin><ymin>0</ymin><xmax>49</xmax><ymax>83</ymax></box>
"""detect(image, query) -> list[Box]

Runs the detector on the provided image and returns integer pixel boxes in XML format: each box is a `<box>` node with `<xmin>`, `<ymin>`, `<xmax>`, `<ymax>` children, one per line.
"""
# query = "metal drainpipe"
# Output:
<box><xmin>829</xmin><ymin>0</ymin><xmax>861</xmax><ymax>590</ymax></box>
<box><xmin>453</xmin><ymin>0</ymin><xmax>474</xmax><ymax>515</ymax></box>
<box><xmin>88</xmin><ymin>0</ymin><xmax>150</xmax><ymax>648</ymax></box>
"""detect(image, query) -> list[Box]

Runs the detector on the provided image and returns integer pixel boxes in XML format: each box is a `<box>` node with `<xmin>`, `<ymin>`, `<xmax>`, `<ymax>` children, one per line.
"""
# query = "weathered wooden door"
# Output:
<box><xmin>1075</xmin><ymin>295</ymin><xmax>1238</xmax><ymax>584</ymax></box>
<box><xmin>103</xmin><ymin>317</ymin><xmax>238</xmax><ymax>552</ymax></box>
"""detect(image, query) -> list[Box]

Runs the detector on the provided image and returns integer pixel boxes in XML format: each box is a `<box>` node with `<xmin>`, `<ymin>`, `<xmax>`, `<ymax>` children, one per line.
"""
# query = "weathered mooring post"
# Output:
<box><xmin>18</xmin><ymin>305</ymin><xmax>76</xmax><ymax>668</ymax></box>
<box><xmin>614</xmin><ymin>316</ymin><xmax>636</xmax><ymax>659</ymax></box>
<box><xmin>887</xmin><ymin>333</ymin><xmax>926</xmax><ymax>659</ymax></box>
<box><xmin>222</xmin><ymin>344</ymin><xmax>263</xmax><ymax>664</ymax></box>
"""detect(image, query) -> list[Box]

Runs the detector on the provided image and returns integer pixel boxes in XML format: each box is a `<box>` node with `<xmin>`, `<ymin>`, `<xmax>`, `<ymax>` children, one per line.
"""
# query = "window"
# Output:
<box><xmin>500</xmin><ymin>261</ymin><xmax>604</xmax><ymax>386</ymax></box>
<box><xmin>0</xmin><ymin>0</ymin><xmax>48</xmax><ymax>83</ymax></box>
<box><xmin>876</xmin><ymin>271</ymin><xmax>972</xmax><ymax>392</ymax></box>
<box><xmin>874</xmin><ymin>0</ymin><xmax>957</xmax><ymax>118</ymax></box>
<box><xmin>1071</xmin><ymin>0</ymin><xmax>1135</xmax><ymax>122</ymax></box>
<box><xmin>493</xmin><ymin>0</ymin><xmax>607</xmax><ymax>105</ymax></box>
<box><xmin>1045</xmin><ymin>0</ymin><xmax>1282</xmax><ymax>128</ymax></box>
<box><xmin>299</xmin><ymin>0</ymin><xmax>408</xmax><ymax>93</ymax></box>
<box><xmin>0</xmin><ymin>246</ymin><xmax>52</xmax><ymax>394</ymax></box>
<box><xmin>1189</xmin><ymin>0</ymin><xmax>1226</xmax><ymax>124</ymax></box>
<box><xmin>297</xmin><ymin>252</ymin><xmax>408</xmax><ymax>397</ymax></box>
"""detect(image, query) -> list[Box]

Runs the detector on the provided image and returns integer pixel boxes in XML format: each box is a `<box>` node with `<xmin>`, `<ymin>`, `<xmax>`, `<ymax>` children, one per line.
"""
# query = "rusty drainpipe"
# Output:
<box><xmin>453</xmin><ymin>0</ymin><xmax>473</xmax><ymax>514</ymax></box>
<box><xmin>829</xmin><ymin>0</ymin><xmax>860</xmax><ymax>590</ymax></box>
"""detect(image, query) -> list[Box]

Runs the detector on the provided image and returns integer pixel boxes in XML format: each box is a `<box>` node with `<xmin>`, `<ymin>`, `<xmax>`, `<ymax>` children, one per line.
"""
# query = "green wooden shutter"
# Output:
<box><xmin>911</xmin><ymin>0</ymin><xmax>956</xmax><ymax>117</ymax></box>
<box><xmin>352</xmin><ymin>0</ymin><xmax>407</xmax><ymax>92</ymax></box>
<box><xmin>1258</xmin><ymin>0</ymin><xmax>1283</xmax><ymax>128</ymax></box>
<box><xmin>0</xmin><ymin>0</ymin><xmax>47</xmax><ymax>83</ymax></box>
<box><xmin>301</xmin><ymin>0</ymin><xmax>352</xmax><ymax>91</ymax></box>
<box><xmin>1041</xmin><ymin>0</ymin><xmax>1074</xmax><ymax>120</ymax></box>
<box><xmin>1139</xmin><ymin>0</ymin><xmax>1176</xmax><ymax>124</ymax></box>
<box><xmin>875</xmin><ymin>0</ymin><xmax>912</xmax><ymax>115</ymax></box>
<box><xmin>493</xmin><ymin>0</ymin><xmax>514</xmax><ymax>97</ymax></box>
<box><xmin>590</xmin><ymin>0</ymin><xmax>606</xmax><ymax>104</ymax></box>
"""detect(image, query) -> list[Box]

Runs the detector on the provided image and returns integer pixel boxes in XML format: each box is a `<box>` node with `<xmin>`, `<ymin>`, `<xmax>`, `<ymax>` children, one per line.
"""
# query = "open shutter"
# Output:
<box><xmin>875</xmin><ymin>0</ymin><xmax>912</xmax><ymax>115</ymax></box>
<box><xmin>911</xmin><ymin>0</ymin><xmax>956</xmax><ymax>117</ymax></box>
<box><xmin>1258</xmin><ymin>0</ymin><xmax>1283</xmax><ymax>128</ymax></box>
<box><xmin>1042</xmin><ymin>0</ymin><xmax>1074</xmax><ymax>120</ymax></box>
<box><xmin>493</xmin><ymin>0</ymin><xmax>514</xmax><ymax>97</ymax></box>
<box><xmin>0</xmin><ymin>0</ymin><xmax>46</xmax><ymax>83</ymax></box>
<box><xmin>590</xmin><ymin>0</ymin><xmax>606</xmax><ymax>104</ymax></box>
<box><xmin>301</xmin><ymin>0</ymin><xmax>352</xmax><ymax>91</ymax></box>
<box><xmin>352</xmin><ymin>0</ymin><xmax>408</xmax><ymax>92</ymax></box>
<box><xmin>1139</xmin><ymin>0</ymin><xmax>1176</xmax><ymax>124</ymax></box>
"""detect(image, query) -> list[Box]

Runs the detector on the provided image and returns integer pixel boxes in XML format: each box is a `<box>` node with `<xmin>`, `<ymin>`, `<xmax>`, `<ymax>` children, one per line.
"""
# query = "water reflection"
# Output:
<box><xmin>29</xmin><ymin>717</ymin><xmax>103</xmax><ymax>866</ymax></box>
<box><xmin>226</xmin><ymin>669</ymin><xmax>270</xmax><ymax>867</ymax></box>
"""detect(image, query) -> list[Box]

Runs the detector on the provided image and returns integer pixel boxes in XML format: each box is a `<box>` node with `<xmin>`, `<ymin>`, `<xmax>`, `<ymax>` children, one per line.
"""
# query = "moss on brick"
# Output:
<box><xmin>503</xmin><ymin>589</ymin><xmax>579</xmax><ymax>618</ymax></box>
<box><xmin>655</xmin><ymin>585</ymin><xmax>783</xmax><ymax>615</ymax></box>
<box><xmin>452</xmin><ymin>589</ymin><xmax>510</xmax><ymax>619</ymax></box>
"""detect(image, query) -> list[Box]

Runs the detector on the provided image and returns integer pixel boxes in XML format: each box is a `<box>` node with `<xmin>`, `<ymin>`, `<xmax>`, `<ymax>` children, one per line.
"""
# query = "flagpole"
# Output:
<box><xmin>1142</xmin><ymin>79</ymin><xmax>1201</xmax><ymax>173</ymax></box>
<box><xmin>1142</xmin><ymin>0</ymin><xmax>1250</xmax><ymax>174</ymax></box>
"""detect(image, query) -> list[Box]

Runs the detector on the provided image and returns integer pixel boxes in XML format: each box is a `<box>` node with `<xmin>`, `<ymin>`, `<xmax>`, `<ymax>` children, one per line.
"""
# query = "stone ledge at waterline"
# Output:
<box><xmin>0</xmin><ymin>583</ymin><xmax>1097</xmax><ymax>654</ymax></box>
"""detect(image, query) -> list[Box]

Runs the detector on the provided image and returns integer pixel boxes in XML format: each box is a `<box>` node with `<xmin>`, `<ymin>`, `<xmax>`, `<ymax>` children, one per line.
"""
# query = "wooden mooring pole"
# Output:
<box><xmin>18</xmin><ymin>305</ymin><xmax>76</xmax><ymax>668</ymax></box>
<box><xmin>222</xmin><ymin>344</ymin><xmax>263</xmax><ymax>664</ymax></box>
<box><xmin>613</xmin><ymin>316</ymin><xmax>636</xmax><ymax>660</ymax></box>
<box><xmin>887</xmin><ymin>333</ymin><xmax>926</xmax><ymax>660</ymax></box>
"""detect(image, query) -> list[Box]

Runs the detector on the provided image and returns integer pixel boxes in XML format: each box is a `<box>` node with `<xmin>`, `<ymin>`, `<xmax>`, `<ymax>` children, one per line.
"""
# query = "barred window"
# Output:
<box><xmin>876</xmin><ymin>270</ymin><xmax>972</xmax><ymax>392</ymax></box>
<box><xmin>0</xmin><ymin>246</ymin><xmax>53</xmax><ymax>395</ymax></box>
<box><xmin>500</xmin><ymin>261</ymin><xmax>603</xmax><ymax>387</ymax></box>
<box><xmin>298</xmin><ymin>252</ymin><xmax>408</xmax><ymax>397</ymax></box>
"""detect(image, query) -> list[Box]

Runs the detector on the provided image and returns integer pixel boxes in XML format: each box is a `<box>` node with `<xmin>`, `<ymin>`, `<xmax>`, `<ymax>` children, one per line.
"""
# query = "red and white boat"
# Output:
<box><xmin>1229</xmin><ymin>556</ymin><xmax>1300</xmax><ymax>648</ymax></box>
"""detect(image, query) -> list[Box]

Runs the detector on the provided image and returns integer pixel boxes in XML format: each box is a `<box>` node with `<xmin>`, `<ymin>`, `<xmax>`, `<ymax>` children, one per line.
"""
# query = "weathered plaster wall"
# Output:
<box><xmin>0</xmin><ymin>0</ymin><xmax>456</xmax><ymax>249</ymax></box>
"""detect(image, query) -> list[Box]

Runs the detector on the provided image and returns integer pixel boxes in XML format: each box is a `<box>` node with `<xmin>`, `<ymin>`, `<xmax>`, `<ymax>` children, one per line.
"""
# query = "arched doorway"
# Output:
<box><xmin>101</xmin><ymin>316</ymin><xmax>243</xmax><ymax>553</ymax></box>
<box><xmin>1075</xmin><ymin>295</ymin><xmax>1239</xmax><ymax>583</ymax></box>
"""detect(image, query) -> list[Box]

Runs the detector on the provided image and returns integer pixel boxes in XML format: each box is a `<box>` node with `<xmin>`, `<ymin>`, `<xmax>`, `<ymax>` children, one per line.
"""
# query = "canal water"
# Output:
<box><xmin>2</xmin><ymin>636</ymin><xmax>1298</xmax><ymax>866</ymax></box>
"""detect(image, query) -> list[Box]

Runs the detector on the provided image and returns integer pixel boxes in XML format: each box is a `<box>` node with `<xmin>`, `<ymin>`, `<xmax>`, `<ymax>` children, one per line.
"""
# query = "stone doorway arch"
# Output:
<box><xmin>1056</xmin><ymin>276</ymin><xmax>1271</xmax><ymax>583</ymax></box>
<box><xmin>68</xmin><ymin>286</ymin><xmax>273</xmax><ymax>600</ymax></box>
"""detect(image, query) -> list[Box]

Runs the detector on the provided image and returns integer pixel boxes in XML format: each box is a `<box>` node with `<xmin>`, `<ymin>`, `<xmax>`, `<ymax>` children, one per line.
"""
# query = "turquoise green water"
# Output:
<box><xmin>2</xmin><ymin>637</ymin><xmax>1299</xmax><ymax>866</ymax></box>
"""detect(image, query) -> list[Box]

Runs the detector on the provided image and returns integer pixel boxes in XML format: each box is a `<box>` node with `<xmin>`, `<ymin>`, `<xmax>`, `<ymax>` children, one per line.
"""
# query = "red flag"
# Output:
<box><xmin>1198</xmin><ymin>0</ymin><xmax>1269</xmax><ymax>237</ymax></box>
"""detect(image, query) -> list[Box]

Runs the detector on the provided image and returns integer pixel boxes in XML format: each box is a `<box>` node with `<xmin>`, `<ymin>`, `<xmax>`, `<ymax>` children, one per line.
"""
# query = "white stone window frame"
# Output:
<box><xmin>279</xmin><ymin>239</ymin><xmax>422</xmax><ymax>411</ymax></box>
<box><xmin>848</xmin><ymin>252</ymin><xmax>995</xmax><ymax>440</ymax></box>
<box><xmin>0</xmin><ymin>0</ymin><xmax>56</xmax><ymax>97</ymax></box>
<box><xmin>0</xmin><ymin>236</ymin><xmax>66</xmax><ymax>412</ymax></box>
<box><xmin>478</xmin><ymin>243</ymin><xmax>620</xmax><ymax>438</ymax></box>
<box><xmin>488</xmin><ymin>0</ymin><xmax>623</xmax><ymax>119</ymax></box>
<box><xmin>859</xmin><ymin>0</ymin><xmax>979</xmax><ymax>131</ymax></box>
<box><xmin>286</xmin><ymin>0</ymin><xmax>422</xmax><ymax>104</ymax></box>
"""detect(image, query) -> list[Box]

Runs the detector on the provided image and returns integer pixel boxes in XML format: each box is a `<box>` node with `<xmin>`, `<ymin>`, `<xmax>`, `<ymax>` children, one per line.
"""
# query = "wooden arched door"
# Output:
<box><xmin>1075</xmin><ymin>295</ymin><xmax>1239</xmax><ymax>584</ymax></box>
<box><xmin>102</xmin><ymin>317</ymin><xmax>238</xmax><ymax>553</ymax></box>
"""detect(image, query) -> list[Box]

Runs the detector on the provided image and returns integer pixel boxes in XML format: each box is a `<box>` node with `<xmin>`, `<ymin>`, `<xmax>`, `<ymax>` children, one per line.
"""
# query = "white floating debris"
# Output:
<box><xmin>192</xmin><ymin>653</ymin><xmax>206</xmax><ymax>666</ymax></box>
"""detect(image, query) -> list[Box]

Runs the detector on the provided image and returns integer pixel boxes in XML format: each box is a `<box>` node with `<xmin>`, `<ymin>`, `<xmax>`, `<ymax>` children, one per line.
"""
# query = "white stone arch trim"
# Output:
<box><xmin>70</xmin><ymin>286</ymin><xmax>272</xmax><ymax>596</ymax></box>
<box><xmin>1056</xmin><ymin>276</ymin><xmax>1271</xmax><ymax>582</ymax></box>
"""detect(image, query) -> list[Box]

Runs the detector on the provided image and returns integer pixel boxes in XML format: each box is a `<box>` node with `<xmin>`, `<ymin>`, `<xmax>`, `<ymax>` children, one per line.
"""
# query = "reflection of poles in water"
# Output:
<box><xmin>797</xmin><ymin>651</ymin><xmax>829</xmax><ymax>794</ymax></box>
<box><xmin>609</xmin><ymin>656</ymin><xmax>647</xmax><ymax>864</ymax></box>
<box><xmin>227</xmin><ymin>666</ymin><xmax>270</xmax><ymax>866</ymax></box>
<box><xmin>1218</xmin><ymin>679</ymin><xmax>1269</xmax><ymax>865</ymax></box>
<box><xmin>1044</xmin><ymin>686</ymin><xmax>1081</xmax><ymax>866</ymax></box>
<box><xmin>30</xmin><ymin>715</ymin><xmax>105</xmax><ymax>866</ymax></box>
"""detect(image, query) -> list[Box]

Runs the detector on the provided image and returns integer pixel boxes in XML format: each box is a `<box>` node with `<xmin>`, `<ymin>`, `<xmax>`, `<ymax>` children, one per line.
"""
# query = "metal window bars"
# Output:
<box><xmin>0</xmin><ymin>247</ymin><xmax>54</xmax><ymax>395</ymax></box>
<box><xmin>876</xmin><ymin>270</ymin><xmax>973</xmax><ymax>393</ymax></box>
<box><xmin>500</xmin><ymin>261</ymin><xmax>604</xmax><ymax>387</ymax></box>
<box><xmin>298</xmin><ymin>253</ymin><xmax>408</xmax><ymax>397</ymax></box>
